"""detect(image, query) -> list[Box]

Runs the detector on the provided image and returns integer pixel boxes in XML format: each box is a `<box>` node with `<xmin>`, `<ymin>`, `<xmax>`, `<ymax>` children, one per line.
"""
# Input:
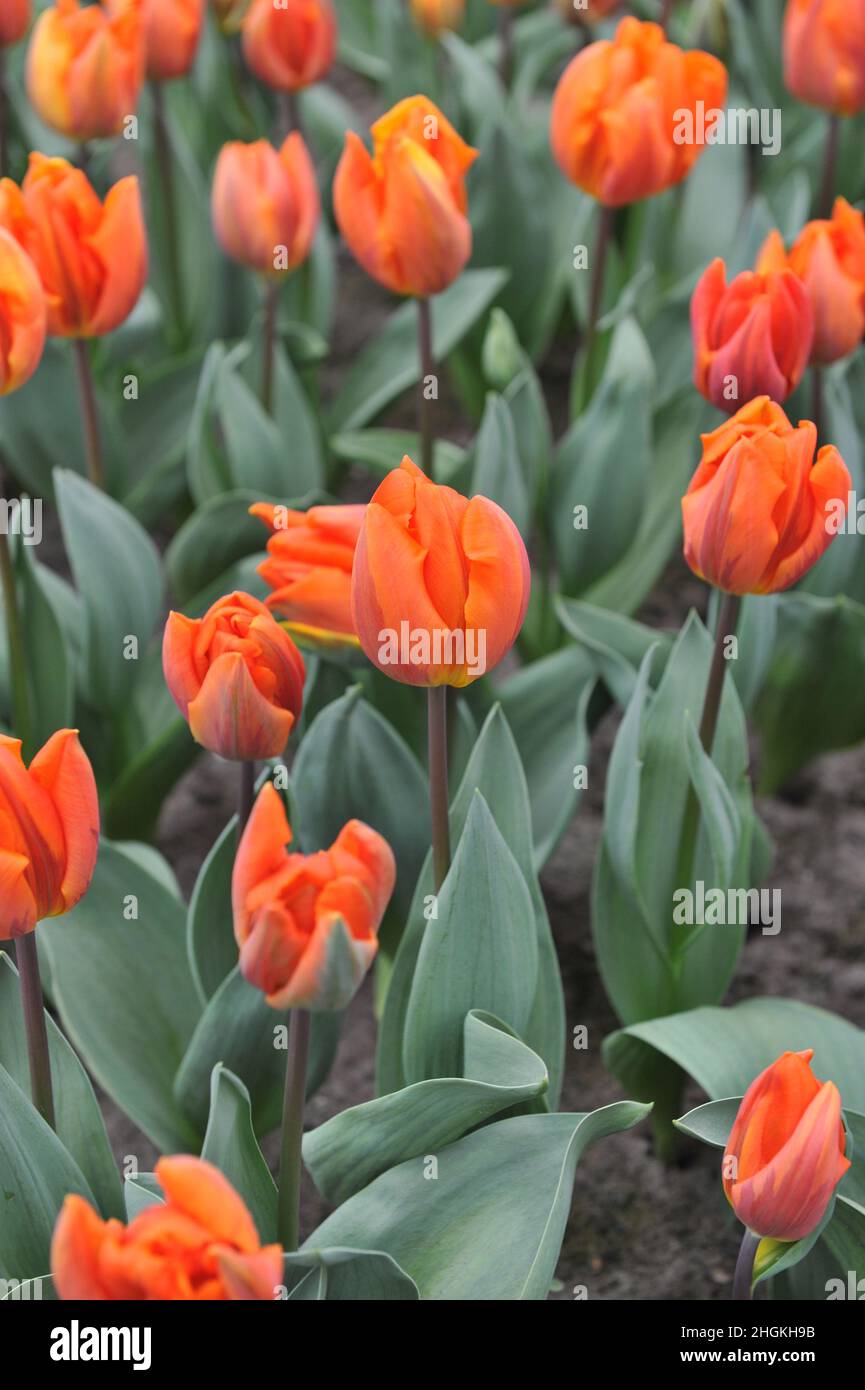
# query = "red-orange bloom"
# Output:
<box><xmin>52</xmin><ymin>1157</ymin><xmax>283</xmax><ymax>1300</ymax></box>
<box><xmin>691</xmin><ymin>256</ymin><xmax>813</xmax><ymax>412</ymax></box>
<box><xmin>550</xmin><ymin>17</ymin><xmax>727</xmax><ymax>206</ymax></box>
<box><xmin>783</xmin><ymin>0</ymin><xmax>865</xmax><ymax>116</ymax></box>
<box><xmin>242</xmin><ymin>0</ymin><xmax>336</xmax><ymax>92</ymax></box>
<box><xmin>758</xmin><ymin>200</ymin><xmax>865</xmax><ymax>365</ymax></box>
<box><xmin>0</xmin><ymin>154</ymin><xmax>147</xmax><ymax>339</ymax></box>
<box><xmin>351</xmin><ymin>455</ymin><xmax>530</xmax><ymax>687</ymax></box>
<box><xmin>212</xmin><ymin>135</ymin><xmax>320</xmax><ymax>279</ymax></box>
<box><xmin>232</xmin><ymin>782</ymin><xmax>395</xmax><ymax>1011</ymax></box>
<box><xmin>26</xmin><ymin>0</ymin><xmax>145</xmax><ymax>141</ymax></box>
<box><xmin>682</xmin><ymin>397</ymin><xmax>851</xmax><ymax>596</ymax></box>
<box><xmin>723</xmin><ymin>1050</ymin><xmax>851</xmax><ymax>1242</ymax></box>
<box><xmin>250</xmin><ymin>502</ymin><xmax>363</xmax><ymax>648</ymax></box>
<box><xmin>410</xmin><ymin>0</ymin><xmax>465</xmax><ymax>37</ymax></box>
<box><xmin>334</xmin><ymin>95</ymin><xmax>478</xmax><ymax>299</ymax></box>
<box><xmin>0</xmin><ymin>0</ymin><xmax>31</xmax><ymax>47</ymax></box>
<box><xmin>0</xmin><ymin>730</ymin><xmax>99</xmax><ymax>941</ymax></box>
<box><xmin>163</xmin><ymin>592</ymin><xmax>305</xmax><ymax>762</ymax></box>
<box><xmin>0</xmin><ymin>228</ymin><xmax>46</xmax><ymax>396</ymax></box>
<box><xmin>145</xmin><ymin>0</ymin><xmax>204</xmax><ymax>81</ymax></box>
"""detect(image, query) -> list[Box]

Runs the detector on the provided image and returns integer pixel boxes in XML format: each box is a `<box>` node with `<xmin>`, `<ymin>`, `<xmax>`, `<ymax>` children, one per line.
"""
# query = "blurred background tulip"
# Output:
<box><xmin>682</xmin><ymin>397</ymin><xmax>851</xmax><ymax>596</ymax></box>
<box><xmin>0</xmin><ymin>0</ymin><xmax>31</xmax><ymax>48</ymax></box>
<box><xmin>410</xmin><ymin>0</ymin><xmax>465</xmax><ymax>38</ymax></box>
<box><xmin>759</xmin><ymin>200</ymin><xmax>865</xmax><ymax>366</ymax></box>
<box><xmin>691</xmin><ymin>256</ymin><xmax>813</xmax><ymax>412</ymax></box>
<box><xmin>250</xmin><ymin>502</ymin><xmax>364</xmax><ymax>651</ymax></box>
<box><xmin>242</xmin><ymin>0</ymin><xmax>336</xmax><ymax>98</ymax></box>
<box><xmin>53</xmin><ymin>1157</ymin><xmax>283</xmax><ymax>1299</ymax></box>
<box><xmin>145</xmin><ymin>0</ymin><xmax>204</xmax><ymax>81</ymax></box>
<box><xmin>26</xmin><ymin>0</ymin><xmax>145</xmax><ymax>142</ymax></box>
<box><xmin>783</xmin><ymin>0</ymin><xmax>865</xmax><ymax>116</ymax></box>
<box><xmin>0</xmin><ymin>226</ymin><xmax>45</xmax><ymax>396</ymax></box>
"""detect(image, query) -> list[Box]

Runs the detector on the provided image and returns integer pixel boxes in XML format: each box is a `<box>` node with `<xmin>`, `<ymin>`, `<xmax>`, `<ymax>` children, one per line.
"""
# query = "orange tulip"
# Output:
<box><xmin>723</xmin><ymin>1050</ymin><xmax>850</xmax><ymax>1242</ymax></box>
<box><xmin>0</xmin><ymin>154</ymin><xmax>147</xmax><ymax>339</ymax></box>
<box><xmin>783</xmin><ymin>0</ymin><xmax>865</xmax><ymax>116</ymax></box>
<box><xmin>691</xmin><ymin>256</ymin><xmax>813</xmax><ymax>412</ymax></box>
<box><xmin>0</xmin><ymin>0</ymin><xmax>31</xmax><ymax>47</ymax></box>
<box><xmin>232</xmin><ymin>782</ymin><xmax>395</xmax><ymax>1011</ymax></box>
<box><xmin>145</xmin><ymin>0</ymin><xmax>204</xmax><ymax>81</ymax></box>
<box><xmin>26</xmin><ymin>0</ymin><xmax>145</xmax><ymax>142</ymax></box>
<box><xmin>550</xmin><ymin>17</ymin><xmax>727</xmax><ymax>206</ymax></box>
<box><xmin>0</xmin><ymin>228</ymin><xmax>46</xmax><ymax>396</ymax></box>
<box><xmin>351</xmin><ymin>455</ymin><xmax>530</xmax><ymax>688</ymax></box>
<box><xmin>212</xmin><ymin>135</ymin><xmax>320</xmax><ymax>279</ymax></box>
<box><xmin>242</xmin><ymin>0</ymin><xmax>336</xmax><ymax>92</ymax></box>
<box><xmin>682</xmin><ymin>396</ymin><xmax>851</xmax><ymax>596</ymax></box>
<box><xmin>52</xmin><ymin>1157</ymin><xmax>283</xmax><ymax>1300</ymax></box>
<box><xmin>0</xmin><ymin>730</ymin><xmax>99</xmax><ymax>941</ymax></box>
<box><xmin>758</xmin><ymin>200</ymin><xmax>865</xmax><ymax>365</ymax></box>
<box><xmin>334</xmin><ymin>96</ymin><xmax>478</xmax><ymax>299</ymax></box>
<box><xmin>250</xmin><ymin>502</ymin><xmax>364</xmax><ymax>648</ymax></box>
<box><xmin>163</xmin><ymin>591</ymin><xmax>305</xmax><ymax>762</ymax></box>
<box><xmin>410</xmin><ymin>0</ymin><xmax>465</xmax><ymax>37</ymax></box>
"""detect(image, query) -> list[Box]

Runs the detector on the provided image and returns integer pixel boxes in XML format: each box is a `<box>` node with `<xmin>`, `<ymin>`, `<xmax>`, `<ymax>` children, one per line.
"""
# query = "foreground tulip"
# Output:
<box><xmin>212</xmin><ymin>135</ymin><xmax>320</xmax><ymax>280</ymax></box>
<box><xmin>783</xmin><ymin>0</ymin><xmax>865</xmax><ymax>116</ymax></box>
<box><xmin>242</xmin><ymin>0</ymin><xmax>336</xmax><ymax>92</ymax></box>
<box><xmin>724</xmin><ymin>1050</ymin><xmax>850</xmax><ymax>1245</ymax></box>
<box><xmin>26</xmin><ymin>0</ymin><xmax>145</xmax><ymax>142</ymax></box>
<box><xmin>550</xmin><ymin>18</ymin><xmax>727</xmax><ymax>206</ymax></box>
<box><xmin>250</xmin><ymin>502</ymin><xmax>364</xmax><ymax>649</ymax></box>
<box><xmin>410</xmin><ymin>0</ymin><xmax>465</xmax><ymax>37</ymax></box>
<box><xmin>163</xmin><ymin>592</ymin><xmax>305</xmax><ymax>763</ymax></box>
<box><xmin>145</xmin><ymin>0</ymin><xmax>204</xmax><ymax>81</ymax></box>
<box><xmin>0</xmin><ymin>228</ymin><xmax>46</xmax><ymax>396</ymax></box>
<box><xmin>758</xmin><ymin>200</ymin><xmax>865</xmax><ymax>365</ymax></box>
<box><xmin>0</xmin><ymin>0</ymin><xmax>31</xmax><ymax>47</ymax></box>
<box><xmin>691</xmin><ymin>257</ymin><xmax>813</xmax><ymax>411</ymax></box>
<box><xmin>52</xmin><ymin>1157</ymin><xmax>283</xmax><ymax>1300</ymax></box>
<box><xmin>682</xmin><ymin>397</ymin><xmax>851</xmax><ymax>596</ymax></box>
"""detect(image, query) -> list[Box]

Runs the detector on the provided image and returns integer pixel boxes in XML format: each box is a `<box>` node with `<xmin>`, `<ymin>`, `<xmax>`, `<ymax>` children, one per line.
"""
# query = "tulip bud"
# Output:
<box><xmin>26</xmin><ymin>0</ymin><xmax>145</xmax><ymax>142</ymax></box>
<box><xmin>232</xmin><ymin>782</ymin><xmax>395</xmax><ymax>1011</ymax></box>
<box><xmin>351</xmin><ymin>455</ymin><xmax>530</xmax><ymax>688</ymax></box>
<box><xmin>0</xmin><ymin>228</ymin><xmax>46</xmax><ymax>396</ymax></box>
<box><xmin>758</xmin><ymin>200</ymin><xmax>865</xmax><ymax>365</ymax></box>
<box><xmin>691</xmin><ymin>256</ymin><xmax>814</xmax><ymax>412</ymax></box>
<box><xmin>682</xmin><ymin>396</ymin><xmax>851</xmax><ymax>596</ymax></box>
<box><xmin>212</xmin><ymin>135</ymin><xmax>320</xmax><ymax>279</ymax></box>
<box><xmin>250</xmin><ymin>502</ymin><xmax>364</xmax><ymax>648</ymax></box>
<box><xmin>550</xmin><ymin>17</ymin><xmax>727</xmax><ymax>206</ymax></box>
<box><xmin>723</xmin><ymin>1050</ymin><xmax>851</xmax><ymax>1242</ymax></box>
<box><xmin>163</xmin><ymin>591</ymin><xmax>306</xmax><ymax>761</ymax></box>
<box><xmin>410</xmin><ymin>0</ymin><xmax>465</xmax><ymax>38</ymax></box>
<box><xmin>52</xmin><ymin>1157</ymin><xmax>283</xmax><ymax>1300</ymax></box>
<box><xmin>783</xmin><ymin>0</ymin><xmax>865</xmax><ymax>117</ymax></box>
<box><xmin>242</xmin><ymin>0</ymin><xmax>336</xmax><ymax>92</ymax></box>
<box><xmin>0</xmin><ymin>0</ymin><xmax>31</xmax><ymax>47</ymax></box>
<box><xmin>0</xmin><ymin>154</ymin><xmax>148</xmax><ymax>339</ymax></box>
<box><xmin>145</xmin><ymin>0</ymin><xmax>204</xmax><ymax>81</ymax></box>
<box><xmin>334</xmin><ymin>95</ymin><xmax>478</xmax><ymax>299</ymax></box>
<box><xmin>0</xmin><ymin>730</ymin><xmax>99</xmax><ymax>941</ymax></box>
<box><xmin>481</xmin><ymin>307</ymin><xmax>523</xmax><ymax>390</ymax></box>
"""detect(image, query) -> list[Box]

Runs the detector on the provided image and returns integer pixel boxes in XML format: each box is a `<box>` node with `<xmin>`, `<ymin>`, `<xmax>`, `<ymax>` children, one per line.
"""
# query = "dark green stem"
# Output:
<box><xmin>659</xmin><ymin>0</ymin><xmax>674</xmax><ymax>33</ymax></box>
<box><xmin>17</xmin><ymin>933</ymin><xmax>55</xmax><ymax>1129</ymax></box>
<box><xmin>732</xmin><ymin>1228</ymin><xmax>760</xmax><ymax>1301</ymax></box>
<box><xmin>238</xmin><ymin>759</ymin><xmax>256</xmax><ymax>834</ymax></box>
<box><xmin>151</xmin><ymin>81</ymin><xmax>186</xmax><ymax>344</ymax></box>
<box><xmin>72</xmin><ymin>340</ymin><xmax>104</xmax><ymax>490</ymax></box>
<box><xmin>576</xmin><ymin>203</ymin><xmax>614</xmax><ymax>410</ymax></box>
<box><xmin>277</xmin><ymin>1008</ymin><xmax>310</xmax><ymax>1251</ymax></box>
<box><xmin>498</xmin><ymin>7</ymin><xmax>515</xmax><ymax>88</ymax></box>
<box><xmin>262</xmin><ymin>280</ymin><xmax>279</xmax><ymax>415</ymax></box>
<box><xmin>417</xmin><ymin>297</ymin><xmax>434</xmax><ymax>476</ymax></box>
<box><xmin>811</xmin><ymin>364</ymin><xmax>824</xmax><ymax>447</ymax></box>
<box><xmin>279</xmin><ymin>90</ymin><xmax>302</xmax><ymax>142</ymax></box>
<box><xmin>428</xmin><ymin>686</ymin><xmax>451</xmax><ymax>892</ymax></box>
<box><xmin>0</xmin><ymin>472</ymin><xmax>32</xmax><ymax>754</ymax></box>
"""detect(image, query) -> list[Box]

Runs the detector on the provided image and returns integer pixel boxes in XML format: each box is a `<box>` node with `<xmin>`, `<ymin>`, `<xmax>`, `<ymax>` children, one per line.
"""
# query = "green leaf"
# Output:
<box><xmin>124</xmin><ymin>1172</ymin><xmax>164</xmax><ymax>1220</ymax></box>
<box><xmin>11</xmin><ymin>538</ymin><xmax>74</xmax><ymax>757</ymax></box>
<box><xmin>471</xmin><ymin>393</ymin><xmax>531</xmax><ymax>537</ymax></box>
<box><xmin>187</xmin><ymin>816</ymin><xmax>239</xmax><ymax>1003</ymax></box>
<box><xmin>201</xmin><ymin>1066</ymin><xmax>278</xmax><ymax>1243</ymax></box>
<box><xmin>284</xmin><ymin>1248</ymin><xmax>419</xmax><ymax>1301</ymax></box>
<box><xmin>0</xmin><ymin>1274</ymin><xmax>56</xmax><ymax>1300</ymax></box>
<box><xmin>166</xmin><ymin>489</ymin><xmax>292</xmax><ymax>608</ymax></box>
<box><xmin>329</xmin><ymin>428</ymin><xmax>468</xmax><ymax>483</ymax></box>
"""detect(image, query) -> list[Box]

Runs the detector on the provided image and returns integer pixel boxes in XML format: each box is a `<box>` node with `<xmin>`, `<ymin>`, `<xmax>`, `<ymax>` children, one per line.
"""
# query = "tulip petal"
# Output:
<box><xmin>28</xmin><ymin>728</ymin><xmax>99</xmax><ymax>915</ymax></box>
<box><xmin>51</xmin><ymin>1193</ymin><xmax>111</xmax><ymax>1300</ymax></box>
<box><xmin>155</xmin><ymin>1157</ymin><xmax>261</xmax><ymax>1253</ymax></box>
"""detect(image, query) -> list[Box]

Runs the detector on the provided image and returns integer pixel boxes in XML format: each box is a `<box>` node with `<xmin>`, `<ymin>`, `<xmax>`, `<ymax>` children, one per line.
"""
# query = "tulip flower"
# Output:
<box><xmin>0</xmin><ymin>0</ymin><xmax>31</xmax><ymax>47</ymax></box>
<box><xmin>691</xmin><ymin>256</ymin><xmax>814</xmax><ymax>412</ymax></box>
<box><xmin>52</xmin><ymin>1157</ymin><xmax>283</xmax><ymax>1300</ymax></box>
<box><xmin>145</xmin><ymin>0</ymin><xmax>204</xmax><ymax>81</ymax></box>
<box><xmin>212</xmin><ymin>135</ymin><xmax>320</xmax><ymax>281</ymax></box>
<box><xmin>242</xmin><ymin>0</ymin><xmax>336</xmax><ymax>92</ymax></box>
<box><xmin>682</xmin><ymin>397</ymin><xmax>851</xmax><ymax>596</ymax></box>
<box><xmin>783</xmin><ymin>0</ymin><xmax>865</xmax><ymax>117</ymax></box>
<box><xmin>250</xmin><ymin>502</ymin><xmax>364</xmax><ymax>650</ymax></box>
<box><xmin>26</xmin><ymin>0</ymin><xmax>145</xmax><ymax>142</ymax></box>
<box><xmin>0</xmin><ymin>228</ymin><xmax>46</xmax><ymax>396</ymax></box>
<box><xmin>410</xmin><ymin>0</ymin><xmax>465</xmax><ymax>37</ymax></box>
<box><xmin>723</xmin><ymin>1051</ymin><xmax>850</xmax><ymax>1298</ymax></box>
<box><xmin>163</xmin><ymin>591</ymin><xmax>306</xmax><ymax>763</ymax></box>
<box><xmin>758</xmin><ymin>200</ymin><xmax>865</xmax><ymax>366</ymax></box>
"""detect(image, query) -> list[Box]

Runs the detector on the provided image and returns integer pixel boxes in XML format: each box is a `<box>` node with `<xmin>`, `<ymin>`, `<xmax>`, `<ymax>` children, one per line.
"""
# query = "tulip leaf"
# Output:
<box><xmin>0</xmin><ymin>343</ymin><xmax>87</xmax><ymax>500</ymax></box>
<box><xmin>0</xmin><ymin>1274</ymin><xmax>56</xmax><ymax>1301</ymax></box>
<box><xmin>39</xmin><ymin>840</ymin><xmax>202</xmax><ymax>1154</ymax></box>
<box><xmin>201</xmin><ymin>1066</ymin><xmax>278</xmax><ymax>1244</ymax></box>
<box><xmin>305</xmin><ymin>1010</ymin><xmax>548</xmax><ymax>1205</ymax></box>
<box><xmin>470</xmin><ymin>392</ymin><xmax>531</xmax><ymax>538</ymax></box>
<box><xmin>10</xmin><ymin>539</ymin><xmax>74</xmax><ymax>758</ymax></box>
<box><xmin>124</xmin><ymin>1173</ymin><xmax>164</xmax><ymax>1221</ymax></box>
<box><xmin>166</xmin><ymin>488</ymin><xmax>288</xmax><ymax>608</ymax></box>
<box><xmin>329</xmin><ymin>428</ymin><xmax>468</xmax><ymax>484</ymax></box>
<box><xmin>283</xmin><ymin>1248</ymin><xmax>419</xmax><ymax>1301</ymax></box>
<box><xmin>0</xmin><ymin>954</ymin><xmax>123</xmax><ymax>1221</ymax></box>
<box><xmin>302</xmin><ymin>1102</ymin><xmax>650</xmax><ymax>1300</ymax></box>
<box><xmin>187</xmin><ymin>815</ymin><xmax>239</xmax><ymax>1004</ymax></box>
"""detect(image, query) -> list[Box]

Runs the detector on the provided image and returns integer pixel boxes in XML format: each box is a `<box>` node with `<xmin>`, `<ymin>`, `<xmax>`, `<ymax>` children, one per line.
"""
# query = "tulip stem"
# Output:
<box><xmin>262</xmin><ymin>281</ymin><xmax>279</xmax><ymax>416</ymax></box>
<box><xmin>72</xmin><ymin>340</ymin><xmax>105</xmax><ymax>491</ymax></box>
<box><xmin>817</xmin><ymin>115</ymin><xmax>839</xmax><ymax>219</ymax></box>
<box><xmin>417</xmin><ymin>297</ymin><xmax>435</xmax><ymax>476</ymax></box>
<box><xmin>699</xmin><ymin>590</ymin><xmax>740</xmax><ymax>755</ymax></box>
<box><xmin>428</xmin><ymin>686</ymin><xmax>451</xmax><ymax>892</ymax></box>
<box><xmin>238</xmin><ymin>759</ymin><xmax>256</xmax><ymax>834</ymax></box>
<box><xmin>151</xmin><ymin>81</ymin><xmax>187</xmax><ymax>346</ymax></box>
<box><xmin>498</xmin><ymin>8</ymin><xmax>515</xmax><ymax>89</ymax></box>
<box><xmin>732</xmin><ymin>1228</ymin><xmax>760</xmax><ymax>1301</ymax></box>
<box><xmin>0</xmin><ymin>473</ymin><xmax>32</xmax><ymax>755</ymax></box>
<box><xmin>658</xmin><ymin>0</ymin><xmax>674</xmax><ymax>34</ymax></box>
<box><xmin>279</xmin><ymin>91</ymin><xmax>302</xmax><ymax>142</ymax></box>
<box><xmin>277</xmin><ymin>1007</ymin><xmax>310</xmax><ymax>1252</ymax></box>
<box><xmin>577</xmin><ymin>203</ymin><xmax>614</xmax><ymax>412</ymax></box>
<box><xmin>17</xmin><ymin>933</ymin><xmax>55</xmax><ymax>1130</ymax></box>
<box><xmin>811</xmin><ymin>364</ymin><xmax>824</xmax><ymax>448</ymax></box>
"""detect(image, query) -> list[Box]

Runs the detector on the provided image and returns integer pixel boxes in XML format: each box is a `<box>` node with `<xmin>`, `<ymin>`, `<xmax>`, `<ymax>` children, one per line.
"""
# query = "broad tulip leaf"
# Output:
<box><xmin>201</xmin><ymin>1065</ymin><xmax>278</xmax><ymax>1243</ymax></box>
<box><xmin>0</xmin><ymin>342</ymin><xmax>86</xmax><ymax>498</ymax></box>
<box><xmin>187</xmin><ymin>815</ymin><xmax>240</xmax><ymax>1003</ymax></box>
<box><xmin>470</xmin><ymin>392</ymin><xmax>531</xmax><ymax>538</ymax></box>
<box><xmin>124</xmin><ymin>1173</ymin><xmax>164</xmax><ymax>1221</ymax></box>
<box><xmin>556</xmin><ymin>597</ymin><xmax>674</xmax><ymax>706</ymax></box>
<box><xmin>302</xmin><ymin>1102</ymin><xmax>650</xmax><ymax>1300</ymax></box>
<box><xmin>166</xmin><ymin>489</ymin><xmax>290</xmax><ymax>607</ymax></box>
<box><xmin>329</xmin><ymin>428</ymin><xmax>468</xmax><ymax>484</ymax></box>
<box><xmin>283</xmin><ymin>1248</ymin><xmax>419</xmax><ymax>1301</ymax></box>
<box><xmin>11</xmin><ymin>539</ymin><xmax>74</xmax><ymax>756</ymax></box>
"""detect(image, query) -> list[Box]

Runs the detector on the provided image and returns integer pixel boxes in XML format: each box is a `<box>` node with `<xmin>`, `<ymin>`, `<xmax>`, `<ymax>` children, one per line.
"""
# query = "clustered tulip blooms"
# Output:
<box><xmin>759</xmin><ymin>199</ymin><xmax>865</xmax><ymax>365</ymax></box>
<box><xmin>0</xmin><ymin>0</ymin><xmax>31</xmax><ymax>48</ymax></box>
<box><xmin>250</xmin><ymin>502</ymin><xmax>365</xmax><ymax>648</ymax></box>
<box><xmin>145</xmin><ymin>0</ymin><xmax>204</xmax><ymax>82</ymax></box>
<box><xmin>0</xmin><ymin>226</ymin><xmax>46</xmax><ymax>395</ymax></box>
<box><xmin>783</xmin><ymin>0</ymin><xmax>865</xmax><ymax>116</ymax></box>
<box><xmin>681</xmin><ymin>397</ymin><xmax>851</xmax><ymax>595</ymax></box>
<box><xmin>27</xmin><ymin>0</ymin><xmax>145</xmax><ymax>142</ymax></box>
<box><xmin>242</xmin><ymin>0</ymin><xmax>337</xmax><ymax>93</ymax></box>
<box><xmin>211</xmin><ymin>135</ymin><xmax>320</xmax><ymax>279</ymax></box>
<box><xmin>232</xmin><ymin>782</ymin><xmax>396</xmax><ymax>1011</ymax></box>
